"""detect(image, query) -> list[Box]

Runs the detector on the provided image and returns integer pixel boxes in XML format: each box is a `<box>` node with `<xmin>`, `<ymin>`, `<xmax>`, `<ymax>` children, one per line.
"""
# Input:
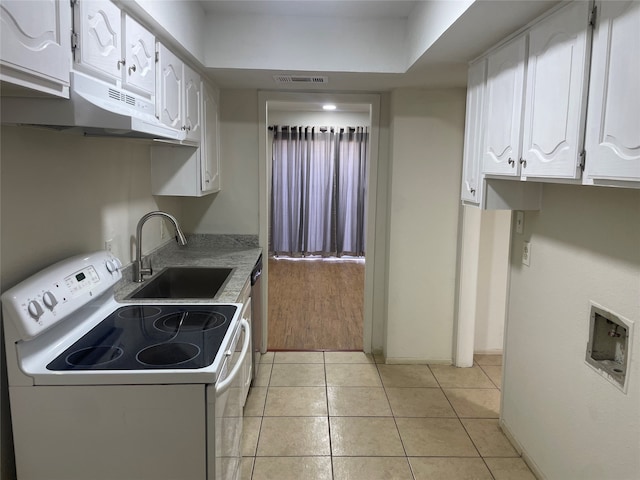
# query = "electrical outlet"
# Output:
<box><xmin>522</xmin><ymin>241</ymin><xmax>531</xmax><ymax>266</ymax></box>
<box><xmin>160</xmin><ymin>220</ymin><xmax>167</xmax><ymax>239</ymax></box>
<box><xmin>516</xmin><ymin>211</ymin><xmax>524</xmax><ymax>234</ymax></box>
<box><xmin>104</xmin><ymin>239</ymin><xmax>114</xmax><ymax>252</ymax></box>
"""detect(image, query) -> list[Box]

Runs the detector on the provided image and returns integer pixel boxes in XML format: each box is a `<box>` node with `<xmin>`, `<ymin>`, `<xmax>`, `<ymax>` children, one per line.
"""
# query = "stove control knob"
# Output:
<box><xmin>104</xmin><ymin>257</ymin><xmax>122</xmax><ymax>275</ymax></box>
<box><xmin>27</xmin><ymin>300</ymin><xmax>44</xmax><ymax>320</ymax></box>
<box><xmin>105</xmin><ymin>259</ymin><xmax>117</xmax><ymax>274</ymax></box>
<box><xmin>42</xmin><ymin>291</ymin><xmax>58</xmax><ymax>311</ymax></box>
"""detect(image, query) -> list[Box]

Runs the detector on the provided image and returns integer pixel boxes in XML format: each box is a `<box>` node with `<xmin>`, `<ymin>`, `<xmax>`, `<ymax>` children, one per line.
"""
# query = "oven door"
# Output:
<box><xmin>208</xmin><ymin>318</ymin><xmax>250</xmax><ymax>480</ymax></box>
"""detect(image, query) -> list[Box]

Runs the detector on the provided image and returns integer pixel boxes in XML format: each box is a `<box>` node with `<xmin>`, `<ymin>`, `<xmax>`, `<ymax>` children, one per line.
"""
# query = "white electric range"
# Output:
<box><xmin>1</xmin><ymin>251</ymin><xmax>248</xmax><ymax>480</ymax></box>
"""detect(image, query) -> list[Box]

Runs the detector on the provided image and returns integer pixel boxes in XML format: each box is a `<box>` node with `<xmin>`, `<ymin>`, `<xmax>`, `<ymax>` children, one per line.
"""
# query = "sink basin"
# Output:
<box><xmin>128</xmin><ymin>267</ymin><xmax>233</xmax><ymax>299</ymax></box>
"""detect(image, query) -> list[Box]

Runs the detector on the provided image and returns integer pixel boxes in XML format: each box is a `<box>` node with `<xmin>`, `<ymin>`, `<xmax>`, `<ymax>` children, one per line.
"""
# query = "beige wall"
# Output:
<box><xmin>503</xmin><ymin>184</ymin><xmax>640</xmax><ymax>479</ymax></box>
<box><xmin>0</xmin><ymin>126</ymin><xmax>180</xmax><ymax>288</ymax></box>
<box><xmin>181</xmin><ymin>90</ymin><xmax>260</xmax><ymax>235</ymax></box>
<box><xmin>385</xmin><ymin>88</ymin><xmax>465</xmax><ymax>363</ymax></box>
<box><xmin>474</xmin><ymin>209</ymin><xmax>511</xmax><ymax>353</ymax></box>
<box><xmin>0</xmin><ymin>124</ymin><xmax>182</xmax><ymax>479</ymax></box>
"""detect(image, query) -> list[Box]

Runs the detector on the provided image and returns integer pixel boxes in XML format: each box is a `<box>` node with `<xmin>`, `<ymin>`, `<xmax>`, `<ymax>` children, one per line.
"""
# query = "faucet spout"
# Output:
<box><xmin>134</xmin><ymin>211</ymin><xmax>187</xmax><ymax>283</ymax></box>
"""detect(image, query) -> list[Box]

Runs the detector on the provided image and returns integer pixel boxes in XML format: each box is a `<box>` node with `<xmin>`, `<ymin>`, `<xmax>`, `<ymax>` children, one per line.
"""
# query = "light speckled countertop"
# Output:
<box><xmin>114</xmin><ymin>234</ymin><xmax>262</xmax><ymax>303</ymax></box>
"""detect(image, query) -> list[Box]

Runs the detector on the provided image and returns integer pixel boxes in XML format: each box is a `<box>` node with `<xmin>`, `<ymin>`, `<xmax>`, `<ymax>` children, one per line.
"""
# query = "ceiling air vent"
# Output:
<box><xmin>273</xmin><ymin>75</ymin><xmax>329</xmax><ymax>84</ymax></box>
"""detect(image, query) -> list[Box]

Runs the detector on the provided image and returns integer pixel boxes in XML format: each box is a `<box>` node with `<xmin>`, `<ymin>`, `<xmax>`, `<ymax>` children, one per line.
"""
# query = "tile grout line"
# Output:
<box><xmin>375</xmin><ymin>361</ymin><xmax>418</xmax><ymax>480</ymax></box>
<box><xmin>323</xmin><ymin>352</ymin><xmax>336</xmax><ymax>479</ymax></box>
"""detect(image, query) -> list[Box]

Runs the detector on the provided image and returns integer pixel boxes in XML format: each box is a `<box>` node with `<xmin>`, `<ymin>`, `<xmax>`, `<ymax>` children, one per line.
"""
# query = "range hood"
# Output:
<box><xmin>1</xmin><ymin>71</ymin><xmax>185</xmax><ymax>142</ymax></box>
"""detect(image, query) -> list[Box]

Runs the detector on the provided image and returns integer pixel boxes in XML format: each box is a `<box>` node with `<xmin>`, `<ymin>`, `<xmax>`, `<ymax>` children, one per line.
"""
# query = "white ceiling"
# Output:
<box><xmin>199</xmin><ymin>0</ymin><xmax>560</xmax><ymax>91</ymax></box>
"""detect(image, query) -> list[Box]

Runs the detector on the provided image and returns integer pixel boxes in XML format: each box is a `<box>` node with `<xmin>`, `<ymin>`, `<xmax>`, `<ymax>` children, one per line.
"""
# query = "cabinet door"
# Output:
<box><xmin>0</xmin><ymin>0</ymin><xmax>70</xmax><ymax>91</ymax></box>
<box><xmin>585</xmin><ymin>1</ymin><xmax>640</xmax><ymax>182</ymax></box>
<box><xmin>461</xmin><ymin>59</ymin><xmax>487</xmax><ymax>204</ymax></box>
<box><xmin>521</xmin><ymin>1</ymin><xmax>591</xmax><ymax>179</ymax></box>
<box><xmin>123</xmin><ymin>14</ymin><xmax>155</xmax><ymax>99</ymax></box>
<box><xmin>202</xmin><ymin>83</ymin><xmax>221</xmax><ymax>193</ymax></box>
<box><xmin>482</xmin><ymin>36</ymin><xmax>526</xmax><ymax>176</ymax></box>
<box><xmin>76</xmin><ymin>0</ymin><xmax>122</xmax><ymax>83</ymax></box>
<box><xmin>183</xmin><ymin>64</ymin><xmax>202</xmax><ymax>142</ymax></box>
<box><xmin>157</xmin><ymin>43</ymin><xmax>183</xmax><ymax>130</ymax></box>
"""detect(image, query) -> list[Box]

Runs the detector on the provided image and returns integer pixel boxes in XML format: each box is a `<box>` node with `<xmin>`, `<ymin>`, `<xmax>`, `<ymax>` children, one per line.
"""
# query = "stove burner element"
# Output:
<box><xmin>154</xmin><ymin>311</ymin><xmax>227</xmax><ymax>333</ymax></box>
<box><xmin>137</xmin><ymin>342</ymin><xmax>200</xmax><ymax>366</ymax></box>
<box><xmin>66</xmin><ymin>346</ymin><xmax>124</xmax><ymax>366</ymax></box>
<box><xmin>117</xmin><ymin>305</ymin><xmax>162</xmax><ymax>319</ymax></box>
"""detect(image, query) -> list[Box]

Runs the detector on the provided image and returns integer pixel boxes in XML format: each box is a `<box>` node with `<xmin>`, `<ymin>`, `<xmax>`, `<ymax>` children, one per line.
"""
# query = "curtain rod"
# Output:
<box><xmin>268</xmin><ymin>126</ymin><xmax>364</xmax><ymax>132</ymax></box>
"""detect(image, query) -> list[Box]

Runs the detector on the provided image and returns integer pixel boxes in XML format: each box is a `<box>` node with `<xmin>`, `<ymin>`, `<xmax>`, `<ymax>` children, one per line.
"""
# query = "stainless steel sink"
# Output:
<box><xmin>127</xmin><ymin>267</ymin><xmax>233</xmax><ymax>299</ymax></box>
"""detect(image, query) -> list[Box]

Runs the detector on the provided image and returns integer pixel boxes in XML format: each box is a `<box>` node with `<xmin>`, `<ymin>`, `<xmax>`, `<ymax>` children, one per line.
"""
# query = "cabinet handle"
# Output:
<box><xmin>519</xmin><ymin>158</ymin><xmax>527</xmax><ymax>168</ymax></box>
<box><xmin>117</xmin><ymin>59</ymin><xmax>126</xmax><ymax>69</ymax></box>
<box><xmin>508</xmin><ymin>158</ymin><xmax>515</xmax><ymax>166</ymax></box>
<box><xmin>470</xmin><ymin>188</ymin><xmax>476</xmax><ymax>195</ymax></box>
<box><xmin>128</xmin><ymin>65</ymin><xmax>137</xmax><ymax>75</ymax></box>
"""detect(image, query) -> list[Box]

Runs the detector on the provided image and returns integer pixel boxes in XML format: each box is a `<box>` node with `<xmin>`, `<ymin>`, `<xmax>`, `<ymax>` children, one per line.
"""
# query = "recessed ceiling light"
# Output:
<box><xmin>323</xmin><ymin>104</ymin><xmax>337</xmax><ymax>111</ymax></box>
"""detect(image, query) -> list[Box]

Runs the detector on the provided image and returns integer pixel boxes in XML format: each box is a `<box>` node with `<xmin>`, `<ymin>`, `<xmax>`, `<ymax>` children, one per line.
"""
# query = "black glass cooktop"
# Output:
<box><xmin>47</xmin><ymin>304</ymin><xmax>237</xmax><ymax>371</ymax></box>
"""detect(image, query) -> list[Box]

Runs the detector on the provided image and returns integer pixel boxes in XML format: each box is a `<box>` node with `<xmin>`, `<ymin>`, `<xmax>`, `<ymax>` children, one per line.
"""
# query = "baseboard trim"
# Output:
<box><xmin>474</xmin><ymin>349</ymin><xmax>504</xmax><ymax>355</ymax></box>
<box><xmin>384</xmin><ymin>357</ymin><xmax>451</xmax><ymax>365</ymax></box>
<box><xmin>499</xmin><ymin>418</ymin><xmax>546</xmax><ymax>480</ymax></box>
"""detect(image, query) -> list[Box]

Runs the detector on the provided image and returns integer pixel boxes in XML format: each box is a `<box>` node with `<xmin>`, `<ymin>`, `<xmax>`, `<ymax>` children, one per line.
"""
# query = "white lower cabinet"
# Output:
<box><xmin>584</xmin><ymin>0</ymin><xmax>640</xmax><ymax>183</ymax></box>
<box><xmin>0</xmin><ymin>0</ymin><xmax>71</xmax><ymax>97</ymax></box>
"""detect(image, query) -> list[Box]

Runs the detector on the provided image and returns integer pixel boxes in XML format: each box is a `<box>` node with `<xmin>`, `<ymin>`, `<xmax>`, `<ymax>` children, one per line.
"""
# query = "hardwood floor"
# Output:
<box><xmin>267</xmin><ymin>257</ymin><xmax>364</xmax><ymax>351</ymax></box>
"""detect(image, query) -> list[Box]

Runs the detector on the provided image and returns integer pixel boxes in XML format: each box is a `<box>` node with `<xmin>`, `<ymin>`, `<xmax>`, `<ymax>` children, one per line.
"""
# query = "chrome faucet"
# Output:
<box><xmin>134</xmin><ymin>211</ymin><xmax>188</xmax><ymax>282</ymax></box>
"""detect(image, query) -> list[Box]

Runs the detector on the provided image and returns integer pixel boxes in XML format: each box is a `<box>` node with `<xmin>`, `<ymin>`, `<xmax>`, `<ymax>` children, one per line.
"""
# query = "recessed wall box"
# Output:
<box><xmin>585</xmin><ymin>303</ymin><xmax>633</xmax><ymax>393</ymax></box>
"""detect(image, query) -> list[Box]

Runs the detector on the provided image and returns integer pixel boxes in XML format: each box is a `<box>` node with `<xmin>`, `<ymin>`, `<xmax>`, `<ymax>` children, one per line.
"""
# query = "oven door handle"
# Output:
<box><xmin>216</xmin><ymin>318</ymin><xmax>250</xmax><ymax>395</ymax></box>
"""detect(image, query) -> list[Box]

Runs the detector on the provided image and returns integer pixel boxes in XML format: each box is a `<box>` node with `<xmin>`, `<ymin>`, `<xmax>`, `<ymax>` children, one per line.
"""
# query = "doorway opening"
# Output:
<box><xmin>258</xmin><ymin>93</ymin><xmax>380</xmax><ymax>353</ymax></box>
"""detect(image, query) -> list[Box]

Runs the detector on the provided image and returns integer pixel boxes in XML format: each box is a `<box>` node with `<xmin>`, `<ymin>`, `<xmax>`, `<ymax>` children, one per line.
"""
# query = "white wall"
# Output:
<box><xmin>474</xmin><ymin>209</ymin><xmax>511</xmax><ymax>353</ymax></box>
<box><xmin>502</xmin><ymin>184</ymin><xmax>640</xmax><ymax>479</ymax></box>
<box><xmin>181</xmin><ymin>90</ymin><xmax>260</xmax><ymax>235</ymax></box>
<box><xmin>126</xmin><ymin>0</ymin><xmax>207</xmax><ymax>65</ymax></box>
<box><xmin>385</xmin><ymin>88</ymin><xmax>465</xmax><ymax>363</ymax></box>
<box><xmin>406</xmin><ymin>0</ymin><xmax>474</xmax><ymax>65</ymax></box>
<box><xmin>203</xmin><ymin>14</ymin><xmax>407</xmax><ymax>73</ymax></box>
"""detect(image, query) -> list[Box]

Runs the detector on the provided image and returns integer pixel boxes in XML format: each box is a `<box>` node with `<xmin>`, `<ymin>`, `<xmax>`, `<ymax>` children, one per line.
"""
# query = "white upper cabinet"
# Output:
<box><xmin>584</xmin><ymin>0</ymin><xmax>640</xmax><ymax>183</ymax></box>
<box><xmin>461</xmin><ymin>59</ymin><xmax>487</xmax><ymax>204</ymax></box>
<box><xmin>201</xmin><ymin>82</ymin><xmax>221</xmax><ymax>193</ymax></box>
<box><xmin>157</xmin><ymin>43</ymin><xmax>183</xmax><ymax>130</ymax></box>
<box><xmin>151</xmin><ymin>80</ymin><xmax>220</xmax><ymax>197</ymax></box>
<box><xmin>74</xmin><ymin>0</ymin><xmax>155</xmax><ymax>100</ymax></box>
<box><xmin>0</xmin><ymin>0</ymin><xmax>71</xmax><ymax>97</ymax></box>
<box><xmin>482</xmin><ymin>1</ymin><xmax>592</xmax><ymax>181</ymax></box>
<box><xmin>123</xmin><ymin>14</ymin><xmax>155</xmax><ymax>98</ymax></box>
<box><xmin>482</xmin><ymin>35</ymin><xmax>526</xmax><ymax>177</ymax></box>
<box><xmin>75</xmin><ymin>0</ymin><xmax>122</xmax><ymax>82</ymax></box>
<box><xmin>157</xmin><ymin>43</ymin><xmax>200</xmax><ymax>143</ymax></box>
<box><xmin>521</xmin><ymin>0</ymin><xmax>591</xmax><ymax>179</ymax></box>
<box><xmin>183</xmin><ymin>63</ymin><xmax>202</xmax><ymax>143</ymax></box>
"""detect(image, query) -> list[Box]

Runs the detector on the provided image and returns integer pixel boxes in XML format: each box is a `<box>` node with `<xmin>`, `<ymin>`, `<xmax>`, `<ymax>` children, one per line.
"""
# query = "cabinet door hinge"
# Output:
<box><xmin>71</xmin><ymin>32</ymin><xmax>79</xmax><ymax>51</ymax></box>
<box><xmin>589</xmin><ymin>5</ymin><xmax>597</xmax><ymax>28</ymax></box>
<box><xmin>155</xmin><ymin>51</ymin><xmax>159</xmax><ymax>63</ymax></box>
<box><xmin>70</xmin><ymin>0</ymin><xmax>77</xmax><ymax>6</ymax></box>
<box><xmin>580</xmin><ymin>150</ymin><xmax>586</xmax><ymax>171</ymax></box>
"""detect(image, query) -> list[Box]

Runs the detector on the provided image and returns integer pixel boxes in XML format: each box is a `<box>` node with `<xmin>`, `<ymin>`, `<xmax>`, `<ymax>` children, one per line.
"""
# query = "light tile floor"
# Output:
<box><xmin>240</xmin><ymin>352</ymin><xmax>537</xmax><ymax>480</ymax></box>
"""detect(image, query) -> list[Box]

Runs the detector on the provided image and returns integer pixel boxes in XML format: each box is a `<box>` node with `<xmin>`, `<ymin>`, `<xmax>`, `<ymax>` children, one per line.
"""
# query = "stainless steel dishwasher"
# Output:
<box><xmin>250</xmin><ymin>255</ymin><xmax>263</xmax><ymax>380</ymax></box>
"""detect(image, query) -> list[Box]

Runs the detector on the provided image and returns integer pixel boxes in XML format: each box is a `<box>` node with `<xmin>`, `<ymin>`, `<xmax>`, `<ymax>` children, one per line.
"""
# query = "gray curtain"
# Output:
<box><xmin>270</xmin><ymin>126</ymin><xmax>368</xmax><ymax>257</ymax></box>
